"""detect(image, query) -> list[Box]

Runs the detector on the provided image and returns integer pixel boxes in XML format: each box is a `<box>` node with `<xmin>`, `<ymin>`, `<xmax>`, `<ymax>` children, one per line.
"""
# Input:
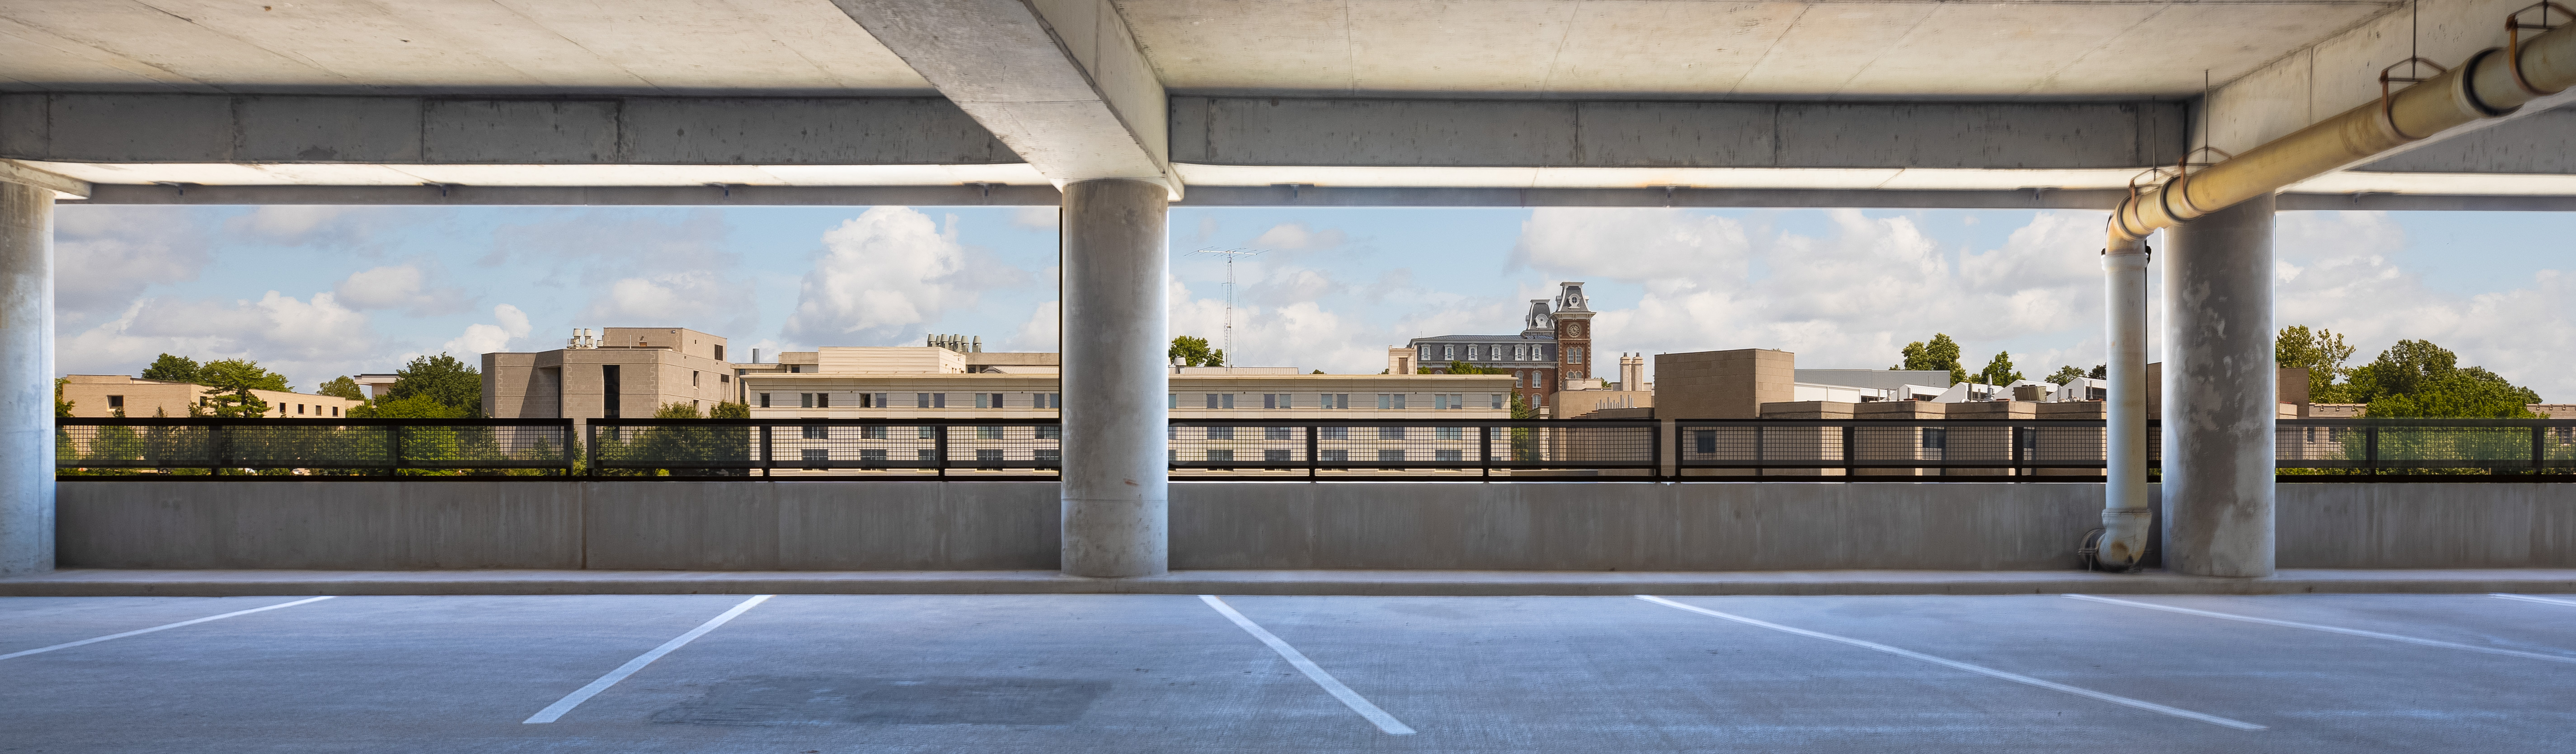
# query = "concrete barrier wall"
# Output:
<box><xmin>52</xmin><ymin>480</ymin><xmax>2576</xmax><ymax>571</ymax></box>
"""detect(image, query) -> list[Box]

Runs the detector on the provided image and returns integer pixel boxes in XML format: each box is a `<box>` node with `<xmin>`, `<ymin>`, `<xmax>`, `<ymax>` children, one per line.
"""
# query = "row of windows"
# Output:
<box><xmin>1420</xmin><ymin>343</ymin><xmax>1555</xmax><ymax>362</ymax></box>
<box><xmin>795</xmin><ymin>449</ymin><xmax>1062</xmax><ymax>464</ymax></box>
<box><xmin>1177</xmin><ymin>449</ymin><xmax>1463</xmax><ymax>462</ymax></box>
<box><xmin>1171</xmin><ymin>426</ymin><xmax>1476</xmax><ymax>440</ymax></box>
<box><xmin>1170</xmin><ymin>393</ymin><xmax>1502</xmax><ymax>410</ymax></box>
<box><xmin>792</xmin><ymin>426</ymin><xmax>1065</xmax><ymax>440</ymax></box>
<box><xmin>761</xmin><ymin>393</ymin><xmax>1064</xmax><ymax>409</ymax></box>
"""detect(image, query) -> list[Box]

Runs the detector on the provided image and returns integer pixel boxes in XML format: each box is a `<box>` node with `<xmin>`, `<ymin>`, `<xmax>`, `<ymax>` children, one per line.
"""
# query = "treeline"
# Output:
<box><xmin>2277</xmin><ymin>327</ymin><xmax>2541</xmax><ymax>418</ymax></box>
<box><xmin>138</xmin><ymin>352</ymin><xmax>485</xmax><ymax>418</ymax></box>
<box><xmin>1891</xmin><ymin>333</ymin><xmax>2101</xmax><ymax>387</ymax></box>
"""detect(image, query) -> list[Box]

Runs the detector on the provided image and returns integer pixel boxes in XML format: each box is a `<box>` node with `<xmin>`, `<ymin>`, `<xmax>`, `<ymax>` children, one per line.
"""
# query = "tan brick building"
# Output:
<box><xmin>59</xmin><ymin>375</ymin><xmax>357</xmax><ymax>419</ymax></box>
<box><xmin>483</xmin><ymin>327</ymin><xmax>739</xmax><ymax>419</ymax></box>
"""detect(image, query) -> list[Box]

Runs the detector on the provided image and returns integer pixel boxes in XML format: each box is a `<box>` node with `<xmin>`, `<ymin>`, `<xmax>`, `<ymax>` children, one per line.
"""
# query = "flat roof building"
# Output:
<box><xmin>484</xmin><ymin>328</ymin><xmax>738</xmax><ymax>419</ymax></box>
<box><xmin>59</xmin><ymin>375</ymin><xmax>358</xmax><ymax>419</ymax></box>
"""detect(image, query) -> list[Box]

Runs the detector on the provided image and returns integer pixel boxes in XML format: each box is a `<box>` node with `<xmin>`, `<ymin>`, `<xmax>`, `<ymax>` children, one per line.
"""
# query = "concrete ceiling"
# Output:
<box><xmin>1</xmin><ymin>0</ymin><xmax>2394</xmax><ymax>99</ymax></box>
<box><xmin>0</xmin><ymin>0</ymin><xmax>934</xmax><ymax>95</ymax></box>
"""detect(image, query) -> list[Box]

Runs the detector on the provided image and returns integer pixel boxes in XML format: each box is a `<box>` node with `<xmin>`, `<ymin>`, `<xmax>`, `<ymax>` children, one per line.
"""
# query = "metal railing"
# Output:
<box><xmin>53</xmin><ymin>416</ymin><xmax>2576</xmax><ymax>481</ymax></box>
<box><xmin>54</xmin><ymin>417</ymin><xmax>574</xmax><ymax>476</ymax></box>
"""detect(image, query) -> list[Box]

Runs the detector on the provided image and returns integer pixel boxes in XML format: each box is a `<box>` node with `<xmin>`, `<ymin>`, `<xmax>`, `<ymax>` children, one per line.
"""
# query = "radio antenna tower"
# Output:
<box><xmin>1189</xmin><ymin>248</ymin><xmax>1264</xmax><ymax>362</ymax></box>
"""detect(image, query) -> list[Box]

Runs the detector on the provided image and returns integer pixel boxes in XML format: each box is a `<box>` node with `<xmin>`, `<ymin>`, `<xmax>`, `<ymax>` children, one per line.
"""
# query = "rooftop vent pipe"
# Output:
<box><xmin>2092</xmin><ymin>7</ymin><xmax>2575</xmax><ymax>571</ymax></box>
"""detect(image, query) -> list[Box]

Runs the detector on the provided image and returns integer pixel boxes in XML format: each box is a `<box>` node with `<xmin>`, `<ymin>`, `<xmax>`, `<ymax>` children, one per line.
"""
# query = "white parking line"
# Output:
<box><xmin>523</xmin><ymin>595</ymin><xmax>774</xmax><ymax>724</ymax></box>
<box><xmin>1199</xmin><ymin>595</ymin><xmax>1416</xmax><ymax>735</ymax></box>
<box><xmin>2066</xmin><ymin>595</ymin><xmax>2576</xmax><ymax>665</ymax></box>
<box><xmin>1636</xmin><ymin>595</ymin><xmax>2265</xmax><ymax>731</ymax></box>
<box><xmin>2491</xmin><ymin>593</ymin><xmax>2576</xmax><ymax>609</ymax></box>
<box><xmin>0</xmin><ymin>596</ymin><xmax>335</xmax><ymax>662</ymax></box>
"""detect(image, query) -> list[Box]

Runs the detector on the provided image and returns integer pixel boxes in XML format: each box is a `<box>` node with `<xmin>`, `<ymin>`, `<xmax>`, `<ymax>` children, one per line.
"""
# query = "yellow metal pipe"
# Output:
<box><xmin>2112</xmin><ymin>18</ymin><xmax>2576</xmax><ymax>242</ymax></box>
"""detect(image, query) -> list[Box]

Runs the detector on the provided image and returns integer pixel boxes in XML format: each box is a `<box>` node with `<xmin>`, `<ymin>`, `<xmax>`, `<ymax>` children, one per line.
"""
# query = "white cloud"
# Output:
<box><xmin>440</xmin><ymin>304</ymin><xmax>532</xmax><ymax>358</ymax></box>
<box><xmin>579</xmin><ymin>272</ymin><xmax>760</xmax><ymax>337</ymax></box>
<box><xmin>1248</xmin><ymin>222</ymin><xmax>1348</xmax><ymax>250</ymax></box>
<box><xmin>52</xmin><ymin>207</ymin><xmax>214</xmax><ymax>325</ymax></box>
<box><xmin>59</xmin><ymin>291</ymin><xmax>375</xmax><ymax>390</ymax></box>
<box><xmin>1514</xmin><ymin>208</ymin><xmax>2115</xmax><ymax>381</ymax></box>
<box><xmin>332</xmin><ymin>264</ymin><xmax>470</xmax><ymax>314</ymax></box>
<box><xmin>1011</xmin><ymin>300</ymin><xmax>1059</xmax><ymax>352</ymax></box>
<box><xmin>1011</xmin><ymin>206</ymin><xmax>1057</xmax><ymax>230</ymax></box>
<box><xmin>781</xmin><ymin>206</ymin><xmax>1025</xmax><ymax>345</ymax></box>
<box><xmin>2273</xmin><ymin>211</ymin><xmax>2575</xmax><ymax>400</ymax></box>
<box><xmin>223</xmin><ymin>206</ymin><xmax>367</xmax><ymax>245</ymax></box>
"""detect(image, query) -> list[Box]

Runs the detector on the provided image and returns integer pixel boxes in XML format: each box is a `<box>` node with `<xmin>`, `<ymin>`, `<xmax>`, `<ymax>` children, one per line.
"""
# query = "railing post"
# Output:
<box><xmin>1308</xmin><ymin>424</ymin><xmax>1320</xmax><ymax>480</ymax></box>
<box><xmin>2365</xmin><ymin>425</ymin><xmax>2379</xmax><ymax>476</ymax></box>
<box><xmin>390</xmin><ymin>424</ymin><xmax>405</xmax><ymax>476</ymax></box>
<box><xmin>209</xmin><ymin>423</ymin><xmax>226</xmax><ymax>476</ymax></box>
<box><xmin>585</xmin><ymin>422</ymin><xmax>599</xmax><ymax>478</ymax></box>
<box><xmin>2536</xmin><ymin>425</ymin><xmax>2548</xmax><ymax>476</ymax></box>
<box><xmin>760</xmin><ymin>424</ymin><xmax>773</xmax><ymax>477</ymax></box>
<box><xmin>935</xmin><ymin>424</ymin><xmax>950</xmax><ymax>478</ymax></box>
<box><xmin>2011</xmin><ymin>425</ymin><xmax>2026</xmax><ymax>477</ymax></box>
<box><xmin>1842</xmin><ymin>424</ymin><xmax>1857</xmax><ymax>477</ymax></box>
<box><xmin>1753</xmin><ymin>425</ymin><xmax>1766</xmax><ymax>477</ymax></box>
<box><xmin>1480</xmin><ymin>425</ymin><xmax>1493</xmax><ymax>478</ymax></box>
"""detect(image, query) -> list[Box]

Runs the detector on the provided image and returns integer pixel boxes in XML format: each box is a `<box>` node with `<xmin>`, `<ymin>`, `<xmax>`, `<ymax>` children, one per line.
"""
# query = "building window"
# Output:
<box><xmin>917</xmin><ymin>449</ymin><xmax>939</xmax><ymax>466</ymax></box>
<box><xmin>1036</xmin><ymin>426</ymin><xmax>1061</xmax><ymax>440</ymax></box>
<box><xmin>818</xmin><ymin>393</ymin><xmax>830</xmax><ymax>408</ymax></box>
<box><xmin>1419</xmin><ymin>345</ymin><xmax>1432</xmax><ymax>360</ymax></box>
<box><xmin>1694</xmin><ymin>430</ymin><xmax>1716</xmax><ymax>454</ymax></box>
<box><xmin>802</xmin><ymin>448</ymin><xmax>828</xmax><ymax>468</ymax></box>
<box><xmin>602</xmin><ymin>364</ymin><xmax>622</xmax><ymax>418</ymax></box>
<box><xmin>1320</xmin><ymin>449</ymin><xmax>1348</xmax><ymax>462</ymax></box>
<box><xmin>1263</xmin><ymin>393</ymin><xmax>1281</xmax><ymax>409</ymax></box>
<box><xmin>1034</xmin><ymin>449</ymin><xmax>1060</xmax><ymax>463</ymax></box>
<box><xmin>976</xmin><ymin>449</ymin><xmax>1004</xmax><ymax>468</ymax></box>
<box><xmin>803</xmin><ymin>425</ymin><xmax>828</xmax><ymax>439</ymax></box>
<box><xmin>333</xmin><ymin>407</ymin><xmax>340</xmax><ymax>417</ymax></box>
<box><xmin>861</xmin><ymin>449</ymin><xmax>887</xmax><ymax>462</ymax></box>
<box><xmin>1378</xmin><ymin>449</ymin><xmax>1405</xmax><ymax>463</ymax></box>
<box><xmin>1921</xmin><ymin>427</ymin><xmax>1948</xmax><ymax>450</ymax></box>
<box><xmin>760</xmin><ymin>393</ymin><xmax>771</xmax><ymax>408</ymax></box>
<box><xmin>296</xmin><ymin>404</ymin><xmax>305</xmax><ymax>414</ymax></box>
<box><xmin>1466</xmin><ymin>346</ymin><xmax>1479</xmax><ymax>361</ymax></box>
<box><xmin>977</xmin><ymin>393</ymin><xmax>992</xmax><ymax>409</ymax></box>
<box><xmin>918</xmin><ymin>426</ymin><xmax>938</xmax><ymax>440</ymax></box>
<box><xmin>801</xmin><ymin>393</ymin><xmax>814</xmax><ymax>408</ymax></box>
<box><xmin>862</xmin><ymin>426</ymin><xmax>888</xmax><ymax>440</ymax></box>
<box><xmin>714</xmin><ymin>344</ymin><xmax>725</xmax><ymax>361</ymax></box>
<box><xmin>1491</xmin><ymin>394</ymin><xmax>1504</xmax><ymax>409</ymax></box>
<box><xmin>692</xmin><ymin>370</ymin><xmax>700</xmax><ymax>387</ymax></box>
<box><xmin>1323</xmin><ymin>393</ymin><xmax>1349</xmax><ymax>409</ymax></box>
<box><xmin>1436</xmin><ymin>449</ymin><xmax>1463</xmax><ymax>463</ymax></box>
<box><xmin>1514</xmin><ymin>345</ymin><xmax>1526</xmax><ymax>361</ymax></box>
<box><xmin>978</xmin><ymin>426</ymin><xmax>1003</xmax><ymax>440</ymax></box>
<box><xmin>107</xmin><ymin>395</ymin><xmax>124</xmax><ymax>409</ymax></box>
<box><xmin>1436</xmin><ymin>426</ymin><xmax>1462</xmax><ymax>440</ymax></box>
<box><xmin>1321</xmin><ymin>426</ymin><xmax>1349</xmax><ymax>440</ymax></box>
<box><xmin>1265</xmin><ymin>449</ymin><xmax>1292</xmax><ymax>463</ymax></box>
<box><xmin>872</xmin><ymin>393</ymin><xmax>888</xmax><ymax>408</ymax></box>
<box><xmin>1205</xmin><ymin>426</ymin><xmax>1235</xmax><ymax>440</ymax></box>
<box><xmin>1443</xmin><ymin>345</ymin><xmax>1454</xmax><ymax>360</ymax></box>
<box><xmin>1264</xmin><ymin>426</ymin><xmax>1293</xmax><ymax>440</ymax></box>
<box><xmin>1207</xmin><ymin>449</ymin><xmax>1234</xmax><ymax>463</ymax></box>
<box><xmin>1379</xmin><ymin>426</ymin><xmax>1405</xmax><ymax>440</ymax></box>
<box><xmin>1036</xmin><ymin>393</ymin><xmax>1060</xmax><ymax>409</ymax></box>
<box><xmin>720</xmin><ymin>374</ymin><xmax>729</xmax><ymax>384</ymax></box>
<box><xmin>1168</xmin><ymin>393</ymin><xmax>1178</xmax><ymax>409</ymax></box>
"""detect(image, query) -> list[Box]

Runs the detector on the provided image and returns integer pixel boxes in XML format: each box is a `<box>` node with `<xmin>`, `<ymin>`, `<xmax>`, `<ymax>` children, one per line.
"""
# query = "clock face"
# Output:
<box><xmin>1566</xmin><ymin>323</ymin><xmax>1584</xmax><ymax>337</ymax></box>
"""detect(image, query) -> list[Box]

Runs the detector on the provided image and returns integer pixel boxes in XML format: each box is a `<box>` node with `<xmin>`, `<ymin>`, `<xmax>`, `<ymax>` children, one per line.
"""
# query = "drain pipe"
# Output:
<box><xmin>2089</xmin><ymin>8</ymin><xmax>2576</xmax><ymax>570</ymax></box>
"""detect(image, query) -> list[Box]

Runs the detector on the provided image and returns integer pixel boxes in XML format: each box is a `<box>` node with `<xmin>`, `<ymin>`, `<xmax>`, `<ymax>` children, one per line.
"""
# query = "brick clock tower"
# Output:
<box><xmin>1551</xmin><ymin>281</ymin><xmax>1593</xmax><ymax>390</ymax></box>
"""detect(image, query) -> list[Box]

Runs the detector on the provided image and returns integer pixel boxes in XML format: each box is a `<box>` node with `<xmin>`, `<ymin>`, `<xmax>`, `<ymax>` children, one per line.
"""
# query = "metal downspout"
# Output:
<box><xmin>2089</xmin><ymin>9</ymin><xmax>2576</xmax><ymax>570</ymax></box>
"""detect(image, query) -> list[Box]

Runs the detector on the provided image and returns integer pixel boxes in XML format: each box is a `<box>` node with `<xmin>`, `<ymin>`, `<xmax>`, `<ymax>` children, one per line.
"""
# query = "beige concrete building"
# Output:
<box><xmin>484</xmin><ymin>327</ymin><xmax>739</xmax><ymax>419</ymax></box>
<box><xmin>60</xmin><ymin>375</ymin><xmax>358</xmax><ymax>419</ymax></box>
<box><xmin>1653</xmin><ymin>348</ymin><xmax>1796</xmax><ymax>420</ymax></box>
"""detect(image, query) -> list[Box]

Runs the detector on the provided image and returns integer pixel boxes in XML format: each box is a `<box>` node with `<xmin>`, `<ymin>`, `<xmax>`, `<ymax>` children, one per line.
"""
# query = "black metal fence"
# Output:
<box><xmin>54</xmin><ymin>418</ymin><xmax>574</xmax><ymax>476</ymax></box>
<box><xmin>53</xmin><ymin>416</ymin><xmax>2576</xmax><ymax>481</ymax></box>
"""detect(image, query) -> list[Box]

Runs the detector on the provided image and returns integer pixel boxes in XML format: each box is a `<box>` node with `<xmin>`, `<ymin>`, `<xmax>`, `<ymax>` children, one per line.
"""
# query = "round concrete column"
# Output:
<box><xmin>2161</xmin><ymin>193</ymin><xmax>2275</xmax><ymax>577</ymax></box>
<box><xmin>1058</xmin><ymin>179</ymin><xmax>1169</xmax><ymax>577</ymax></box>
<box><xmin>0</xmin><ymin>180</ymin><xmax>54</xmax><ymax>577</ymax></box>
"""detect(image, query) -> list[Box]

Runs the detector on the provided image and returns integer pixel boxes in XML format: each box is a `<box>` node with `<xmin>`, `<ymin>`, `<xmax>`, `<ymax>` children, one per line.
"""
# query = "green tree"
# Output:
<box><xmin>1893</xmin><ymin>334</ymin><xmax>1967</xmax><ymax>385</ymax></box>
<box><xmin>385</xmin><ymin>353</ymin><xmax>482</xmax><ymax>417</ymax></box>
<box><xmin>2275</xmin><ymin>325</ymin><xmax>2357</xmax><ymax>402</ymax></box>
<box><xmin>55</xmin><ymin>377</ymin><xmax>73</xmax><ymax>417</ymax></box>
<box><xmin>316</xmin><ymin>376</ymin><xmax>367</xmax><ymax>401</ymax></box>
<box><xmin>141</xmin><ymin>353</ymin><xmax>200</xmax><ymax>384</ymax></box>
<box><xmin>2046</xmin><ymin>365</ymin><xmax>2087</xmax><ymax>386</ymax></box>
<box><xmin>2089</xmin><ymin>364</ymin><xmax>2107</xmax><ymax>379</ymax></box>
<box><xmin>2345</xmin><ymin>339</ymin><xmax>2540</xmax><ymax>418</ymax></box>
<box><xmin>1168</xmin><ymin>336</ymin><xmax>1225</xmax><ymax>367</ymax></box>
<box><xmin>1975</xmin><ymin>351</ymin><xmax>2024</xmax><ymax>387</ymax></box>
<box><xmin>709</xmin><ymin>401</ymin><xmax>751</xmax><ymax>419</ymax></box>
<box><xmin>654</xmin><ymin>402</ymin><xmax>704</xmax><ymax>419</ymax></box>
<box><xmin>195</xmin><ymin>358</ymin><xmax>290</xmax><ymax>417</ymax></box>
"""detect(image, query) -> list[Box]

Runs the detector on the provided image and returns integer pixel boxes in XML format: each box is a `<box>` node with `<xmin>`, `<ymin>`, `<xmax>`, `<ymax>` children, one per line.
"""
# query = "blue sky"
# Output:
<box><xmin>52</xmin><ymin>204</ymin><xmax>2576</xmax><ymax>401</ymax></box>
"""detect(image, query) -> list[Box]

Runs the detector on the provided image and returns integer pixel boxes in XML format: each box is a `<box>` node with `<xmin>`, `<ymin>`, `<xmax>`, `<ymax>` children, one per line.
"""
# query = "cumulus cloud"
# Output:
<box><xmin>52</xmin><ymin>207</ymin><xmax>215</xmax><ymax>326</ymax></box>
<box><xmin>781</xmin><ymin>206</ymin><xmax>1025</xmax><ymax>345</ymax></box>
<box><xmin>1249</xmin><ymin>222</ymin><xmax>1348</xmax><ymax>250</ymax></box>
<box><xmin>332</xmin><ymin>264</ymin><xmax>471</xmax><ymax>315</ymax></box>
<box><xmin>221</xmin><ymin>206</ymin><xmax>379</xmax><ymax>247</ymax></box>
<box><xmin>1011</xmin><ymin>206</ymin><xmax>1058</xmax><ymax>230</ymax></box>
<box><xmin>2273</xmin><ymin>211</ymin><xmax>2575</xmax><ymax>400</ymax></box>
<box><xmin>440</xmin><ymin>304</ymin><xmax>533</xmax><ymax>358</ymax></box>
<box><xmin>59</xmin><ymin>291</ymin><xmax>375</xmax><ymax>389</ymax></box>
<box><xmin>579</xmin><ymin>272</ymin><xmax>761</xmax><ymax>337</ymax></box>
<box><xmin>1513</xmin><ymin>208</ymin><xmax>2115</xmax><ymax>380</ymax></box>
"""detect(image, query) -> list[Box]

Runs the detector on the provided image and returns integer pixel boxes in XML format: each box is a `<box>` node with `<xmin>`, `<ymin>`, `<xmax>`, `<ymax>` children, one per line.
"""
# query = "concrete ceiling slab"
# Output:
<box><xmin>0</xmin><ymin>0</ymin><xmax>934</xmax><ymax>95</ymax></box>
<box><xmin>1121</xmin><ymin>0</ymin><xmax>2400</xmax><ymax>98</ymax></box>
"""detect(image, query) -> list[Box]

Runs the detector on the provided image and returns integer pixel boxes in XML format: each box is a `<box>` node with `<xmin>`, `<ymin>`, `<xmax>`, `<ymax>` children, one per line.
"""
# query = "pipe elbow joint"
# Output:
<box><xmin>2093</xmin><ymin>508</ymin><xmax>2154</xmax><ymax>571</ymax></box>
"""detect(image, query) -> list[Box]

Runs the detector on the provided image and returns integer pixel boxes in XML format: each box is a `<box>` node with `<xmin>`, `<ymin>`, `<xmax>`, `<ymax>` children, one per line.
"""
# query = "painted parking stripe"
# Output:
<box><xmin>1637</xmin><ymin>595</ymin><xmax>2265</xmax><ymax>731</ymax></box>
<box><xmin>523</xmin><ymin>595</ymin><xmax>774</xmax><ymax>724</ymax></box>
<box><xmin>1199</xmin><ymin>595</ymin><xmax>1416</xmax><ymax>735</ymax></box>
<box><xmin>2067</xmin><ymin>595</ymin><xmax>2576</xmax><ymax>665</ymax></box>
<box><xmin>0</xmin><ymin>596</ymin><xmax>335</xmax><ymax>662</ymax></box>
<box><xmin>2491</xmin><ymin>593</ymin><xmax>2576</xmax><ymax>609</ymax></box>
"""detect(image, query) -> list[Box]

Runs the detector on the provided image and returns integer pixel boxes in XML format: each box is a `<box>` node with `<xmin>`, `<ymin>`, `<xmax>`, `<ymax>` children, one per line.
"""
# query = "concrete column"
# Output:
<box><xmin>1058</xmin><ymin>179</ymin><xmax>1169</xmax><ymax>577</ymax></box>
<box><xmin>1</xmin><ymin>180</ymin><xmax>54</xmax><ymax>577</ymax></box>
<box><xmin>2161</xmin><ymin>193</ymin><xmax>2275</xmax><ymax>577</ymax></box>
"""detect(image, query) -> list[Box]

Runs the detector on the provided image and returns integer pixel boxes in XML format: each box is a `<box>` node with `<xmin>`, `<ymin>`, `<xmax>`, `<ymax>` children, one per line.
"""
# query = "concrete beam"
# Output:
<box><xmin>0</xmin><ymin>94</ymin><xmax>1015</xmax><ymax>165</ymax></box>
<box><xmin>0</xmin><ymin>159</ymin><xmax>86</xmax><ymax>198</ymax></box>
<box><xmin>1172</xmin><ymin>97</ymin><xmax>2188</xmax><ymax>171</ymax></box>
<box><xmin>836</xmin><ymin>0</ymin><xmax>1176</xmax><ymax>194</ymax></box>
<box><xmin>69</xmin><ymin>183</ymin><xmax>1062</xmax><ymax>206</ymax></box>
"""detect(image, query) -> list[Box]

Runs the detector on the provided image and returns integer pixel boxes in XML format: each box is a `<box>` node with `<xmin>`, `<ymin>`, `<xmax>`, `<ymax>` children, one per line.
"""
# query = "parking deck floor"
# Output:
<box><xmin>6</xmin><ymin>593</ymin><xmax>2574</xmax><ymax>753</ymax></box>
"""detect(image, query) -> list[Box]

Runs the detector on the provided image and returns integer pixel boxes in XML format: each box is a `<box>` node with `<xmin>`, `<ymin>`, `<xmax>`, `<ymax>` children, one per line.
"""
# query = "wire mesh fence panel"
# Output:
<box><xmin>1677</xmin><ymin>420</ymin><xmax>2113</xmax><ymax>477</ymax></box>
<box><xmin>55</xmin><ymin>419</ymin><xmax>573</xmax><ymax>476</ymax></box>
<box><xmin>588</xmin><ymin>420</ymin><xmax>1063</xmax><ymax>478</ymax></box>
